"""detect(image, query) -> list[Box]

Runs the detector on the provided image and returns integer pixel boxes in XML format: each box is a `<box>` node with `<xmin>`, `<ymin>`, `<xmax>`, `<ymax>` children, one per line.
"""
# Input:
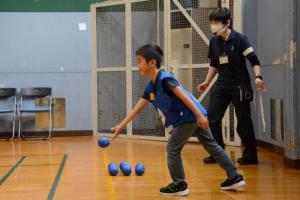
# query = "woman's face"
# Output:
<box><xmin>210</xmin><ymin>20</ymin><xmax>223</xmax><ymax>25</ymax></box>
<box><xmin>210</xmin><ymin>20</ymin><xmax>228</xmax><ymax>36</ymax></box>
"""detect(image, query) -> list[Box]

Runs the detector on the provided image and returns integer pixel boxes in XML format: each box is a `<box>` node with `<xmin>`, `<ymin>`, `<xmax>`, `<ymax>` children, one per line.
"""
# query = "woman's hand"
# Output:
<box><xmin>255</xmin><ymin>78</ymin><xmax>266</xmax><ymax>92</ymax></box>
<box><xmin>197</xmin><ymin>81</ymin><xmax>209</xmax><ymax>92</ymax></box>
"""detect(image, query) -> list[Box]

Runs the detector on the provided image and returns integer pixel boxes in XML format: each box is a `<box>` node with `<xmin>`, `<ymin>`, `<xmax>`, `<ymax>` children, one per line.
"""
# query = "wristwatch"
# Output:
<box><xmin>255</xmin><ymin>75</ymin><xmax>263</xmax><ymax>80</ymax></box>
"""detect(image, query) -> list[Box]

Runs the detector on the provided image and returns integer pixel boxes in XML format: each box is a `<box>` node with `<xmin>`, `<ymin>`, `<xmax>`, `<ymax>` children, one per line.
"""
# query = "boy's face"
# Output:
<box><xmin>136</xmin><ymin>55</ymin><xmax>155</xmax><ymax>76</ymax></box>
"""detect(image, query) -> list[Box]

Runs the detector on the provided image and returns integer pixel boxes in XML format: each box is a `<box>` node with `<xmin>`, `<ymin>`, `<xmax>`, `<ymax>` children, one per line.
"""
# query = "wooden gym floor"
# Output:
<box><xmin>0</xmin><ymin>136</ymin><xmax>299</xmax><ymax>200</ymax></box>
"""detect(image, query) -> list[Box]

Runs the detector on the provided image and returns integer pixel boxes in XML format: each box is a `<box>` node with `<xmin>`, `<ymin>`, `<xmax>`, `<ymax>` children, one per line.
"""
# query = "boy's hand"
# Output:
<box><xmin>110</xmin><ymin>125</ymin><xmax>122</xmax><ymax>140</ymax></box>
<box><xmin>196</xmin><ymin>115</ymin><xmax>209</xmax><ymax>129</ymax></box>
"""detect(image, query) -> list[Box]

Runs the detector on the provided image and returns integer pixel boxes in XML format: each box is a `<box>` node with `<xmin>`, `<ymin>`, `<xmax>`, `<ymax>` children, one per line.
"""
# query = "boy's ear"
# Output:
<box><xmin>149</xmin><ymin>59</ymin><xmax>157</xmax><ymax>67</ymax></box>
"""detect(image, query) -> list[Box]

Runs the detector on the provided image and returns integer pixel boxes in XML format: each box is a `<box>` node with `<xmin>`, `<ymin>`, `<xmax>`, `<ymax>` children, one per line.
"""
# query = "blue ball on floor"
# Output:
<box><xmin>119</xmin><ymin>161</ymin><xmax>129</xmax><ymax>170</ymax></box>
<box><xmin>108</xmin><ymin>162</ymin><xmax>118</xmax><ymax>176</ymax></box>
<box><xmin>98</xmin><ymin>136</ymin><xmax>110</xmax><ymax>148</ymax></box>
<box><xmin>135</xmin><ymin>163</ymin><xmax>145</xmax><ymax>176</ymax></box>
<box><xmin>120</xmin><ymin>162</ymin><xmax>131</xmax><ymax>176</ymax></box>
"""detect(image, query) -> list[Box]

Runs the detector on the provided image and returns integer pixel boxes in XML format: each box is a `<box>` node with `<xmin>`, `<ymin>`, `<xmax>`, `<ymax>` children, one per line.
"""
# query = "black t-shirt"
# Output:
<box><xmin>142</xmin><ymin>71</ymin><xmax>179</xmax><ymax>100</ymax></box>
<box><xmin>208</xmin><ymin>30</ymin><xmax>252</xmax><ymax>89</ymax></box>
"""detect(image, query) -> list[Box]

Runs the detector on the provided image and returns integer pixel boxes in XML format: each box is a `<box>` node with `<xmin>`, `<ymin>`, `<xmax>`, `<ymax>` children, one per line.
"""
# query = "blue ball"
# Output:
<box><xmin>98</xmin><ymin>136</ymin><xmax>110</xmax><ymax>148</ymax></box>
<box><xmin>119</xmin><ymin>161</ymin><xmax>129</xmax><ymax>170</ymax></box>
<box><xmin>135</xmin><ymin>163</ymin><xmax>145</xmax><ymax>176</ymax></box>
<box><xmin>120</xmin><ymin>163</ymin><xmax>131</xmax><ymax>176</ymax></box>
<box><xmin>108</xmin><ymin>162</ymin><xmax>118</xmax><ymax>176</ymax></box>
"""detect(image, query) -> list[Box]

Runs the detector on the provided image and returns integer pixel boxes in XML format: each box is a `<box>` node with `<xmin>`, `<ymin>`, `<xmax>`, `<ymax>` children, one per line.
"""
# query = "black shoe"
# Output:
<box><xmin>203</xmin><ymin>156</ymin><xmax>217</xmax><ymax>164</ymax></box>
<box><xmin>220</xmin><ymin>174</ymin><xmax>246</xmax><ymax>190</ymax></box>
<box><xmin>237</xmin><ymin>157</ymin><xmax>258</xmax><ymax>165</ymax></box>
<box><xmin>160</xmin><ymin>181</ymin><xmax>190</xmax><ymax>196</ymax></box>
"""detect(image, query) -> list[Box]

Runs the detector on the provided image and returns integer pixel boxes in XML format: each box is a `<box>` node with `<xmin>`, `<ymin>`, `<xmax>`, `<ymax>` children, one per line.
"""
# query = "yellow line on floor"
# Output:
<box><xmin>102</xmin><ymin>150</ymin><xmax>116</xmax><ymax>200</ymax></box>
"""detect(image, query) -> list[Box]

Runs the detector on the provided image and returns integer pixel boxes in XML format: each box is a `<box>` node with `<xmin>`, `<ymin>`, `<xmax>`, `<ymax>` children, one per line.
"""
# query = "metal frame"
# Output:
<box><xmin>125</xmin><ymin>0</ymin><xmax>133</xmax><ymax>137</ymax></box>
<box><xmin>169</xmin><ymin>0</ymin><xmax>214</xmax><ymax>142</ymax></box>
<box><xmin>91</xmin><ymin>0</ymin><xmax>170</xmax><ymax>141</ymax></box>
<box><xmin>222</xmin><ymin>105</ymin><xmax>241</xmax><ymax>146</ymax></box>
<box><xmin>91</xmin><ymin>0</ymin><xmax>243</xmax><ymax>144</ymax></box>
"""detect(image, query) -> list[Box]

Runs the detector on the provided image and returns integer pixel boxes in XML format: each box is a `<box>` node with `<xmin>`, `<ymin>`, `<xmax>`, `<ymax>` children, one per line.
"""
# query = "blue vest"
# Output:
<box><xmin>145</xmin><ymin>71</ymin><xmax>207</xmax><ymax>129</ymax></box>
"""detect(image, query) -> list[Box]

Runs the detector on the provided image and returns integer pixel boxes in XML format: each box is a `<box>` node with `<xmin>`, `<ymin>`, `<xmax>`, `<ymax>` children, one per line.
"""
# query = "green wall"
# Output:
<box><xmin>0</xmin><ymin>0</ymin><xmax>107</xmax><ymax>12</ymax></box>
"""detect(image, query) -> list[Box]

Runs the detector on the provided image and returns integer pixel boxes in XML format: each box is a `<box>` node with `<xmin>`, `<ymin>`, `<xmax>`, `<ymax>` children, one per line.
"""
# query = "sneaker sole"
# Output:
<box><xmin>160</xmin><ymin>188</ymin><xmax>190</xmax><ymax>196</ymax></box>
<box><xmin>220</xmin><ymin>181</ymin><xmax>246</xmax><ymax>191</ymax></box>
<box><xmin>239</xmin><ymin>161</ymin><xmax>258</xmax><ymax>165</ymax></box>
<box><xmin>203</xmin><ymin>161</ymin><xmax>217</xmax><ymax>164</ymax></box>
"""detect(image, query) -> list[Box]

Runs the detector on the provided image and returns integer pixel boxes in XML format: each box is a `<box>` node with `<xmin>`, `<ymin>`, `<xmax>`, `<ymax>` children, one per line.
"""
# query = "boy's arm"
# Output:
<box><xmin>171</xmin><ymin>86</ymin><xmax>209</xmax><ymax>129</ymax></box>
<box><xmin>111</xmin><ymin>98</ymin><xmax>149</xmax><ymax>139</ymax></box>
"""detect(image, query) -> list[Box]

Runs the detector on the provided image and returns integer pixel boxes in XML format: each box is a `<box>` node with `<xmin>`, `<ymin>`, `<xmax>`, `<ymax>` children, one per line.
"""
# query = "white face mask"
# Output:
<box><xmin>211</xmin><ymin>23</ymin><xmax>228</xmax><ymax>35</ymax></box>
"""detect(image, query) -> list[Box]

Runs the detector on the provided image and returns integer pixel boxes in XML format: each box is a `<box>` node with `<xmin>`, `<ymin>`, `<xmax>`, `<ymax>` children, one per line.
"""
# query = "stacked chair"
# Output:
<box><xmin>0</xmin><ymin>88</ymin><xmax>17</xmax><ymax>140</ymax></box>
<box><xmin>0</xmin><ymin>87</ymin><xmax>53</xmax><ymax>140</ymax></box>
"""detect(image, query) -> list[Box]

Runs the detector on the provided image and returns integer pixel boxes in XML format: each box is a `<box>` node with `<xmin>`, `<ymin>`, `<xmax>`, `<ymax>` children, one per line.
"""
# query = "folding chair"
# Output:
<box><xmin>18</xmin><ymin>87</ymin><xmax>53</xmax><ymax>139</ymax></box>
<box><xmin>0</xmin><ymin>88</ymin><xmax>17</xmax><ymax>140</ymax></box>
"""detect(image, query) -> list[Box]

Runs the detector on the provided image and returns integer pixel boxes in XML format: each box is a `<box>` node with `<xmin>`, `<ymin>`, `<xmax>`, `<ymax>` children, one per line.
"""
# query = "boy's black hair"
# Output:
<box><xmin>136</xmin><ymin>44</ymin><xmax>163</xmax><ymax>69</ymax></box>
<box><xmin>209</xmin><ymin>7</ymin><xmax>232</xmax><ymax>26</ymax></box>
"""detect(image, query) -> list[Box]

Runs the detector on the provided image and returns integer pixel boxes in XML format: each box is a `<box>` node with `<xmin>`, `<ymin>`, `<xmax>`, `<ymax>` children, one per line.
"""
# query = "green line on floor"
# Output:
<box><xmin>47</xmin><ymin>154</ymin><xmax>68</xmax><ymax>200</ymax></box>
<box><xmin>0</xmin><ymin>156</ymin><xmax>26</xmax><ymax>185</ymax></box>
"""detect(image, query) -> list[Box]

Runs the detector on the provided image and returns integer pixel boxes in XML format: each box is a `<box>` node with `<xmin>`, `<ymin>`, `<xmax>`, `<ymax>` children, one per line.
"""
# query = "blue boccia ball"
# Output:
<box><xmin>98</xmin><ymin>136</ymin><xmax>110</xmax><ymax>148</ymax></box>
<box><xmin>108</xmin><ymin>162</ymin><xmax>118</xmax><ymax>176</ymax></box>
<box><xmin>135</xmin><ymin>163</ymin><xmax>145</xmax><ymax>176</ymax></box>
<box><xmin>120</xmin><ymin>163</ymin><xmax>132</xmax><ymax>176</ymax></box>
<box><xmin>119</xmin><ymin>161</ymin><xmax>129</xmax><ymax>170</ymax></box>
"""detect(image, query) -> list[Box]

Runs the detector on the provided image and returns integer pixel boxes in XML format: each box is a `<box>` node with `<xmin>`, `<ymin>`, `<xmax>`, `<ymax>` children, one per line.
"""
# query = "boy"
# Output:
<box><xmin>111</xmin><ymin>44</ymin><xmax>245</xmax><ymax>196</ymax></box>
